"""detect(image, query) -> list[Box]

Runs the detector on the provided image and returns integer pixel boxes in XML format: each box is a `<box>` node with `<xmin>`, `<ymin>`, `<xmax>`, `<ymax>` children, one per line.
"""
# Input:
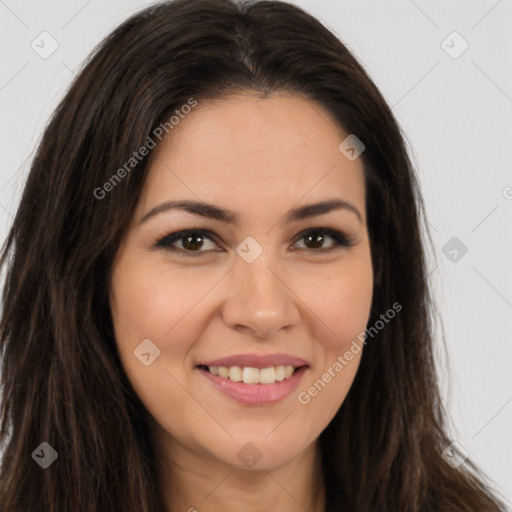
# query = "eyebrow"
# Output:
<box><xmin>139</xmin><ymin>198</ymin><xmax>363</xmax><ymax>225</ymax></box>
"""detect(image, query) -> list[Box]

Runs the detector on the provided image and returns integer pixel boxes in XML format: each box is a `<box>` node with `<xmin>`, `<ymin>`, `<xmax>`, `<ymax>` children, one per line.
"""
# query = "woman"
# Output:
<box><xmin>0</xmin><ymin>0</ymin><xmax>507</xmax><ymax>510</ymax></box>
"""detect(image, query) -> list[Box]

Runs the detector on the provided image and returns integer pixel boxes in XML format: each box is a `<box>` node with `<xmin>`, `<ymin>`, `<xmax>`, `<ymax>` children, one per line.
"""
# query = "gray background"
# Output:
<box><xmin>1</xmin><ymin>0</ymin><xmax>511</xmax><ymax>505</ymax></box>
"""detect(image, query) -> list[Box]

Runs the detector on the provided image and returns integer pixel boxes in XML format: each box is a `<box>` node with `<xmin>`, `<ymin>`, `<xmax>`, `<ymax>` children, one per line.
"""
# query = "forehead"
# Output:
<box><xmin>138</xmin><ymin>93</ymin><xmax>366</xmax><ymax>224</ymax></box>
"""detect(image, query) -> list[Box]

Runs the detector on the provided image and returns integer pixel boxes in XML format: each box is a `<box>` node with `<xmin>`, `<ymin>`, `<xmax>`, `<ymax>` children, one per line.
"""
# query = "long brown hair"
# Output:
<box><xmin>0</xmin><ymin>0</ymin><xmax>507</xmax><ymax>510</ymax></box>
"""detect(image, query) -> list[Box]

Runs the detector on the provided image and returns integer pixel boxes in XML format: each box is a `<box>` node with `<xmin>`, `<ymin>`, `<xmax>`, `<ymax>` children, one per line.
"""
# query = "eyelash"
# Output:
<box><xmin>153</xmin><ymin>227</ymin><xmax>355</xmax><ymax>257</ymax></box>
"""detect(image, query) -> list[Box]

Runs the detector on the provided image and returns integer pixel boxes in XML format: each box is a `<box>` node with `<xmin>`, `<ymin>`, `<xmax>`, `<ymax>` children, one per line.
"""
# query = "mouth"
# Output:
<box><xmin>195</xmin><ymin>354</ymin><xmax>309</xmax><ymax>405</ymax></box>
<box><xmin>197</xmin><ymin>363</ymin><xmax>303</xmax><ymax>385</ymax></box>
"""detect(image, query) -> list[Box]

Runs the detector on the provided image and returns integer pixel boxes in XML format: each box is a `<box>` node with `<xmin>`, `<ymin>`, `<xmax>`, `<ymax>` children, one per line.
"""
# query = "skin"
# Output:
<box><xmin>110</xmin><ymin>92</ymin><xmax>374</xmax><ymax>512</ymax></box>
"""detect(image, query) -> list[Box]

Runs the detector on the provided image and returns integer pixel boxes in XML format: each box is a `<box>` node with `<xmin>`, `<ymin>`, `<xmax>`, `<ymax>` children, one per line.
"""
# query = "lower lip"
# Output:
<box><xmin>198</xmin><ymin>366</ymin><xmax>308</xmax><ymax>405</ymax></box>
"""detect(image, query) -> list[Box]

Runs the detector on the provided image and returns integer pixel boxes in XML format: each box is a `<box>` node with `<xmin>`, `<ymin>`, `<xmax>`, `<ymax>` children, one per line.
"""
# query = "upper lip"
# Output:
<box><xmin>197</xmin><ymin>353</ymin><xmax>310</xmax><ymax>369</ymax></box>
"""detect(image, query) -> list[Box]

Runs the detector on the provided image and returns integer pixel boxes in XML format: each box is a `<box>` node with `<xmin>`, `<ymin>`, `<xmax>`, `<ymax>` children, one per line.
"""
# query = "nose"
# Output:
<box><xmin>221</xmin><ymin>252</ymin><xmax>301</xmax><ymax>340</ymax></box>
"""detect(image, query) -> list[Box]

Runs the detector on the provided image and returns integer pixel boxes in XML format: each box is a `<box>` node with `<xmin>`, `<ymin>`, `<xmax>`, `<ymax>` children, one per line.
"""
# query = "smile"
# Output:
<box><xmin>201</xmin><ymin>364</ymin><xmax>297</xmax><ymax>384</ymax></box>
<box><xmin>196</xmin><ymin>353</ymin><xmax>309</xmax><ymax>405</ymax></box>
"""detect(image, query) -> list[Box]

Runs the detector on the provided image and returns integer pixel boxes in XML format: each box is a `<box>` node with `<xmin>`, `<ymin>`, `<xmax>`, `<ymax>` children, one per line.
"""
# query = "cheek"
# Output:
<box><xmin>293</xmin><ymin>249</ymin><xmax>372</xmax><ymax>421</ymax></box>
<box><xmin>110</xmin><ymin>256</ymin><xmax>210</xmax><ymax>349</ymax></box>
<box><xmin>296</xmin><ymin>251</ymin><xmax>373</xmax><ymax>352</ymax></box>
<box><xmin>109</xmin><ymin>258</ymin><xmax>209</xmax><ymax>425</ymax></box>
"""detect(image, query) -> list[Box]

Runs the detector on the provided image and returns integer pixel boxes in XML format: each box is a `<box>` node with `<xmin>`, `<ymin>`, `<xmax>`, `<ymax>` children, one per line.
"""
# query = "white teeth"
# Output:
<box><xmin>259</xmin><ymin>367</ymin><xmax>275</xmax><ymax>384</ymax></box>
<box><xmin>243</xmin><ymin>367</ymin><xmax>260</xmax><ymax>384</ymax></box>
<box><xmin>205</xmin><ymin>364</ymin><xmax>298</xmax><ymax>384</ymax></box>
<box><xmin>228</xmin><ymin>366</ymin><xmax>243</xmax><ymax>382</ymax></box>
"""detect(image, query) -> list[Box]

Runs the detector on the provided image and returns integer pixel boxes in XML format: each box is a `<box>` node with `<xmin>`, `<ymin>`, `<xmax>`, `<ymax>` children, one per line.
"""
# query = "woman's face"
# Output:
<box><xmin>110</xmin><ymin>93</ymin><xmax>373</xmax><ymax>471</ymax></box>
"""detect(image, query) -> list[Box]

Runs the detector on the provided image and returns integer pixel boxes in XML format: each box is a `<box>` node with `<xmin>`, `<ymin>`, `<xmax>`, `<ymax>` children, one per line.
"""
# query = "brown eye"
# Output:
<box><xmin>293</xmin><ymin>229</ymin><xmax>353</xmax><ymax>253</ymax></box>
<box><xmin>155</xmin><ymin>230</ymin><xmax>218</xmax><ymax>255</ymax></box>
<box><xmin>303</xmin><ymin>231</ymin><xmax>327</xmax><ymax>249</ymax></box>
<box><xmin>155</xmin><ymin>227</ymin><xmax>353</xmax><ymax>257</ymax></box>
<box><xmin>180</xmin><ymin>233</ymin><xmax>208</xmax><ymax>251</ymax></box>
